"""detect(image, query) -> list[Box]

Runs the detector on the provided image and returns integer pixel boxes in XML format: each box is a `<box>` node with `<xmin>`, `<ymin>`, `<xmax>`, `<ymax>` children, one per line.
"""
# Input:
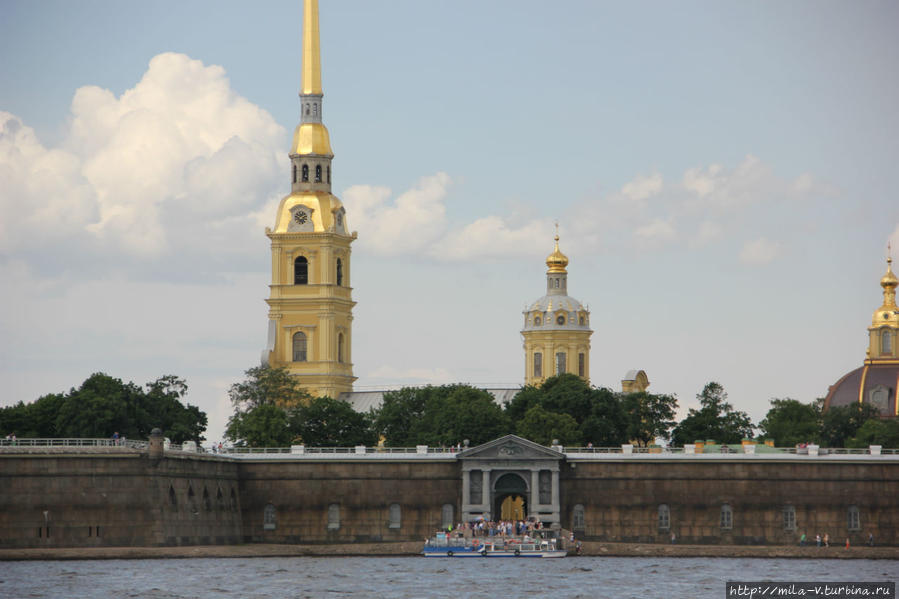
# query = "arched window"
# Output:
<box><xmin>389</xmin><ymin>503</ymin><xmax>402</xmax><ymax>529</ymax></box>
<box><xmin>534</xmin><ymin>316</ymin><xmax>541</xmax><ymax>326</ymax></box>
<box><xmin>302</xmin><ymin>164</ymin><xmax>309</xmax><ymax>182</ymax></box>
<box><xmin>556</xmin><ymin>352</ymin><xmax>566</xmax><ymax>374</ymax></box>
<box><xmin>312</xmin><ymin>103</ymin><xmax>318</xmax><ymax>116</ymax></box>
<box><xmin>579</xmin><ymin>315</ymin><xmax>585</xmax><ymax>326</ymax></box>
<box><xmin>441</xmin><ymin>504</ymin><xmax>454</xmax><ymax>529</ymax></box>
<box><xmin>534</xmin><ymin>352</ymin><xmax>542</xmax><ymax>378</ymax></box>
<box><xmin>216</xmin><ymin>487</ymin><xmax>224</xmax><ymax>510</ymax></box>
<box><xmin>556</xmin><ymin>315</ymin><xmax>566</xmax><ymax>325</ymax></box>
<box><xmin>578</xmin><ymin>353</ymin><xmax>585</xmax><ymax>377</ymax></box>
<box><xmin>573</xmin><ymin>504</ymin><xmax>585</xmax><ymax>531</ymax></box>
<box><xmin>882</xmin><ymin>329</ymin><xmax>893</xmax><ymax>355</ymax></box>
<box><xmin>202</xmin><ymin>486</ymin><xmax>211</xmax><ymax>511</ymax></box>
<box><xmin>315</xmin><ymin>165</ymin><xmax>322</xmax><ymax>182</ymax></box>
<box><xmin>169</xmin><ymin>485</ymin><xmax>177</xmax><ymax>507</ymax></box>
<box><xmin>328</xmin><ymin>503</ymin><xmax>340</xmax><ymax>530</ymax></box>
<box><xmin>230</xmin><ymin>488</ymin><xmax>237</xmax><ymax>511</ymax></box>
<box><xmin>327</xmin><ymin>166</ymin><xmax>331</xmax><ymax>183</ymax></box>
<box><xmin>848</xmin><ymin>506</ymin><xmax>860</xmax><ymax>531</ymax></box>
<box><xmin>264</xmin><ymin>503</ymin><xmax>276</xmax><ymax>530</ymax></box>
<box><xmin>294</xmin><ymin>256</ymin><xmax>308</xmax><ymax>285</ymax></box>
<box><xmin>720</xmin><ymin>504</ymin><xmax>733</xmax><ymax>530</ymax></box>
<box><xmin>292</xmin><ymin>164</ymin><xmax>297</xmax><ymax>183</ymax></box>
<box><xmin>658</xmin><ymin>504</ymin><xmax>670</xmax><ymax>530</ymax></box>
<box><xmin>783</xmin><ymin>505</ymin><xmax>796</xmax><ymax>530</ymax></box>
<box><xmin>338</xmin><ymin>333</ymin><xmax>344</xmax><ymax>363</ymax></box>
<box><xmin>292</xmin><ymin>332</ymin><xmax>307</xmax><ymax>362</ymax></box>
<box><xmin>336</xmin><ymin>258</ymin><xmax>343</xmax><ymax>286</ymax></box>
<box><xmin>305</xmin><ymin>103</ymin><xmax>310</xmax><ymax>116</ymax></box>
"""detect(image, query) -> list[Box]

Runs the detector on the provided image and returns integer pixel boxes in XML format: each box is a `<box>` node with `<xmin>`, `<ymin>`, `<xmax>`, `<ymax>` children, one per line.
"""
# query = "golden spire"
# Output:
<box><xmin>302</xmin><ymin>0</ymin><xmax>322</xmax><ymax>95</ymax></box>
<box><xmin>881</xmin><ymin>250</ymin><xmax>898</xmax><ymax>307</ymax></box>
<box><xmin>546</xmin><ymin>225</ymin><xmax>569</xmax><ymax>274</ymax></box>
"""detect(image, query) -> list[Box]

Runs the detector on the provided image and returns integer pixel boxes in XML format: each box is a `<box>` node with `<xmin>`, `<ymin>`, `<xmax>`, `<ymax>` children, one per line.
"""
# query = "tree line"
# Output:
<box><xmin>3</xmin><ymin>368</ymin><xmax>897</xmax><ymax>449</ymax></box>
<box><xmin>0</xmin><ymin>373</ymin><xmax>207</xmax><ymax>444</ymax></box>
<box><xmin>225</xmin><ymin>368</ymin><xmax>899</xmax><ymax>449</ymax></box>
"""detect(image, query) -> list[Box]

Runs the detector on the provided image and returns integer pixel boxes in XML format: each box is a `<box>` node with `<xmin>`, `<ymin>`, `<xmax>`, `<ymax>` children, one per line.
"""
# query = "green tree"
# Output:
<box><xmin>846</xmin><ymin>418</ymin><xmax>899</xmax><ymax>448</ymax></box>
<box><xmin>144</xmin><ymin>375</ymin><xmax>208</xmax><ymax>443</ymax></box>
<box><xmin>289</xmin><ymin>396</ymin><xmax>377</xmax><ymax>447</ymax></box>
<box><xmin>621</xmin><ymin>391</ymin><xmax>679</xmax><ymax>447</ymax></box>
<box><xmin>516</xmin><ymin>405</ymin><xmax>580</xmax><ymax>445</ymax></box>
<box><xmin>55</xmin><ymin>373</ymin><xmax>145</xmax><ymax>438</ymax></box>
<box><xmin>580</xmin><ymin>386</ymin><xmax>629</xmax><ymax>446</ymax></box>
<box><xmin>819</xmin><ymin>402</ymin><xmax>881</xmax><ymax>447</ymax></box>
<box><xmin>758</xmin><ymin>398</ymin><xmax>819</xmax><ymax>446</ymax></box>
<box><xmin>226</xmin><ymin>404</ymin><xmax>293</xmax><ymax>447</ymax></box>
<box><xmin>372</xmin><ymin>384</ymin><xmax>510</xmax><ymax>447</ymax></box>
<box><xmin>670</xmin><ymin>382</ymin><xmax>753</xmax><ymax>446</ymax></box>
<box><xmin>228</xmin><ymin>365</ymin><xmax>311</xmax><ymax>412</ymax></box>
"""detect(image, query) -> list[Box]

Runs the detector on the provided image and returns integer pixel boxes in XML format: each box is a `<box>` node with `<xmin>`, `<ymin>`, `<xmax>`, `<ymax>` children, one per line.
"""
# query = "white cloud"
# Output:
<box><xmin>431</xmin><ymin>216</ymin><xmax>547</xmax><ymax>261</ymax></box>
<box><xmin>691</xmin><ymin>220</ymin><xmax>724</xmax><ymax>248</ymax></box>
<box><xmin>342</xmin><ymin>173</ymin><xmax>450</xmax><ymax>255</ymax></box>
<box><xmin>0</xmin><ymin>53</ymin><xmax>284</xmax><ymax>264</ymax></box>
<box><xmin>634</xmin><ymin>218</ymin><xmax>677</xmax><ymax>247</ymax></box>
<box><xmin>739</xmin><ymin>237</ymin><xmax>781</xmax><ymax>265</ymax></box>
<box><xmin>621</xmin><ymin>172</ymin><xmax>663</xmax><ymax>202</ymax></box>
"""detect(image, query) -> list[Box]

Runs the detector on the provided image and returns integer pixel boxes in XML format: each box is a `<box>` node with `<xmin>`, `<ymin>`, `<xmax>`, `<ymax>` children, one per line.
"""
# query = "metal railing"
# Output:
<box><xmin>1</xmin><ymin>438</ymin><xmax>896</xmax><ymax>456</ymax></box>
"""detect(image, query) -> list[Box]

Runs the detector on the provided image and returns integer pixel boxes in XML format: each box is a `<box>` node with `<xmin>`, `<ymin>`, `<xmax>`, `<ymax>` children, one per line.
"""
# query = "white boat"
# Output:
<box><xmin>422</xmin><ymin>532</ymin><xmax>567</xmax><ymax>558</ymax></box>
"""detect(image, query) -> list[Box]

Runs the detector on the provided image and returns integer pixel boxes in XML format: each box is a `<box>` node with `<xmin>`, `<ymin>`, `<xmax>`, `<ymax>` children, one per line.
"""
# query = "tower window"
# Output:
<box><xmin>534</xmin><ymin>316</ymin><xmax>541</xmax><ymax>326</ymax></box>
<box><xmin>305</xmin><ymin>103</ymin><xmax>310</xmax><ymax>116</ymax></box>
<box><xmin>292</xmin><ymin>164</ymin><xmax>297</xmax><ymax>184</ymax></box>
<box><xmin>328</xmin><ymin>504</ymin><xmax>340</xmax><ymax>530</ymax></box>
<box><xmin>264</xmin><ymin>504</ymin><xmax>276</xmax><ymax>530</ymax></box>
<box><xmin>882</xmin><ymin>329</ymin><xmax>893</xmax><ymax>355</ymax></box>
<box><xmin>720</xmin><ymin>504</ymin><xmax>733</xmax><ymax>530</ymax></box>
<box><xmin>312</xmin><ymin>103</ymin><xmax>318</xmax><ymax>116</ymax></box>
<box><xmin>336</xmin><ymin>258</ymin><xmax>343</xmax><ymax>286</ymax></box>
<box><xmin>302</xmin><ymin>164</ymin><xmax>309</xmax><ymax>182</ymax></box>
<box><xmin>327</xmin><ymin>166</ymin><xmax>331</xmax><ymax>184</ymax></box>
<box><xmin>534</xmin><ymin>352</ymin><xmax>542</xmax><ymax>378</ymax></box>
<box><xmin>294</xmin><ymin>256</ymin><xmax>308</xmax><ymax>285</ymax></box>
<box><xmin>556</xmin><ymin>352</ymin><xmax>566</xmax><ymax>374</ymax></box>
<box><xmin>315</xmin><ymin>165</ymin><xmax>322</xmax><ymax>182</ymax></box>
<box><xmin>848</xmin><ymin>506</ymin><xmax>860</xmax><ymax>531</ymax></box>
<box><xmin>579</xmin><ymin>315</ymin><xmax>585</xmax><ymax>326</ymax></box>
<box><xmin>658</xmin><ymin>504</ymin><xmax>670</xmax><ymax>530</ymax></box>
<box><xmin>783</xmin><ymin>505</ymin><xmax>796</xmax><ymax>531</ymax></box>
<box><xmin>292</xmin><ymin>332</ymin><xmax>307</xmax><ymax>362</ymax></box>
<box><xmin>573</xmin><ymin>504</ymin><xmax>585</xmax><ymax>531</ymax></box>
<box><xmin>578</xmin><ymin>353</ymin><xmax>585</xmax><ymax>377</ymax></box>
<box><xmin>388</xmin><ymin>503</ymin><xmax>402</xmax><ymax>529</ymax></box>
<box><xmin>338</xmin><ymin>333</ymin><xmax>344</xmax><ymax>363</ymax></box>
<box><xmin>556</xmin><ymin>315</ymin><xmax>565</xmax><ymax>325</ymax></box>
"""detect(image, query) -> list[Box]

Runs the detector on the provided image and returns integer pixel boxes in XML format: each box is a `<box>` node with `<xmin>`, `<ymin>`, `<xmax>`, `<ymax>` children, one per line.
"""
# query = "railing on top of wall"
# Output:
<box><xmin>1</xmin><ymin>438</ymin><xmax>896</xmax><ymax>456</ymax></box>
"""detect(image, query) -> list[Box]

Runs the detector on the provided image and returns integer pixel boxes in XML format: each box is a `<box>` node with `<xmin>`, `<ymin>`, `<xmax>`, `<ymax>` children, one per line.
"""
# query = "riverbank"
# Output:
<box><xmin>2</xmin><ymin>541</ymin><xmax>897</xmax><ymax>561</ymax></box>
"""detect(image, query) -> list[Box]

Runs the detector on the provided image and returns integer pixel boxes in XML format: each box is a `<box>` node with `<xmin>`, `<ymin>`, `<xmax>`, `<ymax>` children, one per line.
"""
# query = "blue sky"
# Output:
<box><xmin>1</xmin><ymin>0</ymin><xmax>897</xmax><ymax>443</ymax></box>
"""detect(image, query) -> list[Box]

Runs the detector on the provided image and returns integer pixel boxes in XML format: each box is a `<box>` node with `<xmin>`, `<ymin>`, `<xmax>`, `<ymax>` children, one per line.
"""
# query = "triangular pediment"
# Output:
<box><xmin>457</xmin><ymin>435</ymin><xmax>564</xmax><ymax>461</ymax></box>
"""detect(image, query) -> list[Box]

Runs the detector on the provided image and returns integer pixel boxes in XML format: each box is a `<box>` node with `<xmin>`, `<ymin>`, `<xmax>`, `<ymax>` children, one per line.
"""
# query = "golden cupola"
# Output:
<box><xmin>545</xmin><ymin>235</ymin><xmax>569</xmax><ymax>274</ymax></box>
<box><xmin>871</xmin><ymin>255</ymin><xmax>899</xmax><ymax>329</ymax></box>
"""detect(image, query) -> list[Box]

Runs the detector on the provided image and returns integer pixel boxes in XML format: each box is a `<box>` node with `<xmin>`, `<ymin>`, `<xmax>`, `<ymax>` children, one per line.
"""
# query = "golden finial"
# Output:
<box><xmin>302</xmin><ymin>0</ymin><xmax>322</xmax><ymax>95</ymax></box>
<box><xmin>546</xmin><ymin>223</ymin><xmax>569</xmax><ymax>274</ymax></box>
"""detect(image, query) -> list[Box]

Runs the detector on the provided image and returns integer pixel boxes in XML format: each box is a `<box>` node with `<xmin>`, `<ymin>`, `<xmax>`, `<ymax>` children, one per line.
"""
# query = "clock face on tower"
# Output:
<box><xmin>294</xmin><ymin>210</ymin><xmax>308</xmax><ymax>225</ymax></box>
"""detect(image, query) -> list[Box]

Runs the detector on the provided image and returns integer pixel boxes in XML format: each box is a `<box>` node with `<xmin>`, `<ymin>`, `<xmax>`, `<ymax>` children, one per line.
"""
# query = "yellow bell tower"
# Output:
<box><xmin>865</xmin><ymin>252</ymin><xmax>899</xmax><ymax>364</ymax></box>
<box><xmin>261</xmin><ymin>0</ymin><xmax>357</xmax><ymax>397</ymax></box>
<box><xmin>521</xmin><ymin>232</ymin><xmax>593</xmax><ymax>386</ymax></box>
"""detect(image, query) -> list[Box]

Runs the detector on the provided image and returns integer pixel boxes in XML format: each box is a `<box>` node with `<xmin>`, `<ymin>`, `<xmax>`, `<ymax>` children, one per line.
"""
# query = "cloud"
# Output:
<box><xmin>634</xmin><ymin>218</ymin><xmax>677</xmax><ymax>247</ymax></box>
<box><xmin>739</xmin><ymin>237</ymin><xmax>781</xmax><ymax>265</ymax></box>
<box><xmin>342</xmin><ymin>173</ymin><xmax>450</xmax><ymax>255</ymax></box>
<box><xmin>431</xmin><ymin>216</ymin><xmax>547</xmax><ymax>261</ymax></box>
<box><xmin>622</xmin><ymin>172</ymin><xmax>664</xmax><ymax>202</ymax></box>
<box><xmin>1</xmin><ymin>53</ymin><xmax>285</xmax><ymax>268</ymax></box>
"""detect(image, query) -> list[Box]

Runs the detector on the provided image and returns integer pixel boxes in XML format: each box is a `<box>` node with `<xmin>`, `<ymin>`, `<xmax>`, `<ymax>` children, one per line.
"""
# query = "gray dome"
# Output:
<box><xmin>522</xmin><ymin>293</ymin><xmax>591</xmax><ymax>332</ymax></box>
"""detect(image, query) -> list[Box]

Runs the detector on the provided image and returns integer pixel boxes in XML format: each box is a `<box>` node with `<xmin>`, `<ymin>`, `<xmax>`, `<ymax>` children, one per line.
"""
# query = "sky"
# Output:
<box><xmin>1</xmin><ymin>0</ymin><xmax>898</xmax><ymax>444</ymax></box>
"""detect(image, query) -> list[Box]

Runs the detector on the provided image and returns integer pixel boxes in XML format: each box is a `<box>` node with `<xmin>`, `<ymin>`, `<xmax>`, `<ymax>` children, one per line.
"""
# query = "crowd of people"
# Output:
<box><xmin>447</xmin><ymin>518</ymin><xmax>546</xmax><ymax>538</ymax></box>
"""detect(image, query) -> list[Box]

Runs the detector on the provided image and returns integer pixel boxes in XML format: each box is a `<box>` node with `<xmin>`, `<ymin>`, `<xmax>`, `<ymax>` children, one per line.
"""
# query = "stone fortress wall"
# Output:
<box><xmin>1</xmin><ymin>442</ymin><xmax>897</xmax><ymax>549</ymax></box>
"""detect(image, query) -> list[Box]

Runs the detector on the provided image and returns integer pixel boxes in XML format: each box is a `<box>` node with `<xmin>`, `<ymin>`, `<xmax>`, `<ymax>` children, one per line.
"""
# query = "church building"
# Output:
<box><xmin>260</xmin><ymin>0</ymin><xmax>357</xmax><ymax>399</ymax></box>
<box><xmin>824</xmin><ymin>254</ymin><xmax>899</xmax><ymax>415</ymax></box>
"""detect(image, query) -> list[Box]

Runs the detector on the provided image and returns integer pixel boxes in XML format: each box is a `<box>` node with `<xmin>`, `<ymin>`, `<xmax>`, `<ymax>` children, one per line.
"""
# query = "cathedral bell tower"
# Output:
<box><xmin>261</xmin><ymin>0</ymin><xmax>357</xmax><ymax>397</ymax></box>
<box><xmin>521</xmin><ymin>232</ymin><xmax>593</xmax><ymax>386</ymax></box>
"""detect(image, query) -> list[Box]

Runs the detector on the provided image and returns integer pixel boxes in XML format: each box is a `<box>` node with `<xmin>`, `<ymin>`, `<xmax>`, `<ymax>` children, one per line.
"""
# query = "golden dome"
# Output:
<box><xmin>546</xmin><ymin>235</ymin><xmax>569</xmax><ymax>274</ymax></box>
<box><xmin>881</xmin><ymin>257</ymin><xmax>898</xmax><ymax>290</ymax></box>
<box><xmin>291</xmin><ymin>123</ymin><xmax>333</xmax><ymax>157</ymax></box>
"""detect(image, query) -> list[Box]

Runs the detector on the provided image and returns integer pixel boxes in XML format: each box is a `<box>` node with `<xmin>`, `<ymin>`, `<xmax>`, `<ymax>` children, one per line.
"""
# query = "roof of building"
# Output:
<box><xmin>824</xmin><ymin>363</ymin><xmax>899</xmax><ymax>416</ymax></box>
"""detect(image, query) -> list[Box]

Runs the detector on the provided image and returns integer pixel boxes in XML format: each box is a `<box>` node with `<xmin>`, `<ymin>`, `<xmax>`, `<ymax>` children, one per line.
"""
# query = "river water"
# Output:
<box><xmin>1</xmin><ymin>557</ymin><xmax>895</xmax><ymax>599</ymax></box>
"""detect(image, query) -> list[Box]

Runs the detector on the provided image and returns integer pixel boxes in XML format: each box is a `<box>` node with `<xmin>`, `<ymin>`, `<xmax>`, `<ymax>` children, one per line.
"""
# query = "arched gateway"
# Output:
<box><xmin>457</xmin><ymin>435</ymin><xmax>563</xmax><ymax>526</ymax></box>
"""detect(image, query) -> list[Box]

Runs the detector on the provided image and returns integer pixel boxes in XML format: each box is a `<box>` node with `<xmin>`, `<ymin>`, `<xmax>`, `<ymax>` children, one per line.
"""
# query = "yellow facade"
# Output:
<box><xmin>865</xmin><ymin>255</ymin><xmax>899</xmax><ymax>365</ymax></box>
<box><xmin>522</xmin><ymin>235</ymin><xmax>592</xmax><ymax>386</ymax></box>
<box><xmin>261</xmin><ymin>0</ymin><xmax>356</xmax><ymax>398</ymax></box>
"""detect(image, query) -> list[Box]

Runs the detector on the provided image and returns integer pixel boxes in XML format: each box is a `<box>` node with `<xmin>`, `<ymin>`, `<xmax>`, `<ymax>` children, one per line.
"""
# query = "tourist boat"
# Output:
<box><xmin>422</xmin><ymin>532</ymin><xmax>567</xmax><ymax>558</ymax></box>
